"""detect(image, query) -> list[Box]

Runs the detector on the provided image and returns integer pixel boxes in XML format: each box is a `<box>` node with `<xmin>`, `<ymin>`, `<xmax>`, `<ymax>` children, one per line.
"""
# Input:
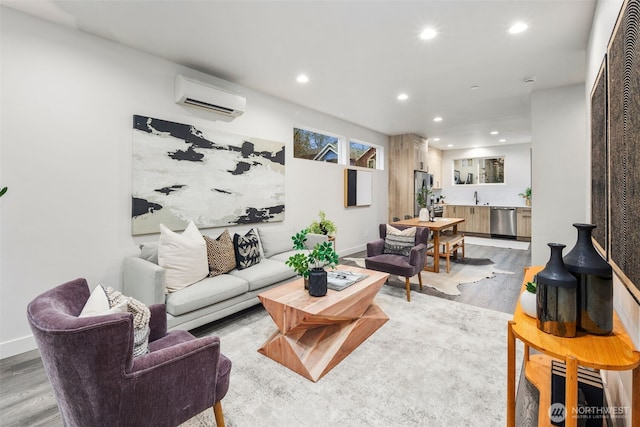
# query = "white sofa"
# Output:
<box><xmin>123</xmin><ymin>227</ymin><xmax>327</xmax><ymax>331</ymax></box>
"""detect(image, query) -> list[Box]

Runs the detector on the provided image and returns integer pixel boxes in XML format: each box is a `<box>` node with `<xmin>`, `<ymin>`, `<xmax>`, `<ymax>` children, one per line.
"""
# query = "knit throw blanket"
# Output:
<box><xmin>105</xmin><ymin>287</ymin><xmax>151</xmax><ymax>357</ymax></box>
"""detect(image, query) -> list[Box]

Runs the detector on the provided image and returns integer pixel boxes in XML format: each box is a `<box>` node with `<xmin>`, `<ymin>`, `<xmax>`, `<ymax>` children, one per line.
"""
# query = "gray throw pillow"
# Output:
<box><xmin>383</xmin><ymin>225</ymin><xmax>416</xmax><ymax>257</ymax></box>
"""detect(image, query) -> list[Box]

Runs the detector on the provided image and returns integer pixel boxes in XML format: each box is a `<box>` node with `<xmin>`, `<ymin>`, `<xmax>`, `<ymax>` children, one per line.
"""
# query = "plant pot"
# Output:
<box><xmin>536</xmin><ymin>243</ymin><xmax>577</xmax><ymax>338</ymax></box>
<box><xmin>419</xmin><ymin>208</ymin><xmax>429</xmax><ymax>221</ymax></box>
<box><xmin>525</xmin><ymin>199</ymin><xmax>531</xmax><ymax>207</ymax></box>
<box><xmin>563</xmin><ymin>223</ymin><xmax>613</xmax><ymax>335</ymax></box>
<box><xmin>519</xmin><ymin>291</ymin><xmax>537</xmax><ymax>318</ymax></box>
<box><xmin>308</xmin><ymin>267</ymin><xmax>327</xmax><ymax>297</ymax></box>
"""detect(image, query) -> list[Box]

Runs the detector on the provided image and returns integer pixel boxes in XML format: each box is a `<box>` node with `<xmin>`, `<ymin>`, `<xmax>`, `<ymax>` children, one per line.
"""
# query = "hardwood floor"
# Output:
<box><xmin>0</xmin><ymin>241</ymin><xmax>530</xmax><ymax>426</ymax></box>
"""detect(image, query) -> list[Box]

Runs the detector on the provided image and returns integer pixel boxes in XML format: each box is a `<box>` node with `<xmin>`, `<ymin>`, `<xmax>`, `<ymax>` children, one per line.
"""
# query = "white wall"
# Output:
<box><xmin>530</xmin><ymin>84</ymin><xmax>587</xmax><ymax>265</ymax></box>
<box><xmin>0</xmin><ymin>8</ymin><xmax>389</xmax><ymax>358</ymax></box>
<box><xmin>440</xmin><ymin>143</ymin><xmax>531</xmax><ymax>207</ymax></box>
<box><xmin>586</xmin><ymin>1</ymin><xmax>638</xmax><ymax>423</ymax></box>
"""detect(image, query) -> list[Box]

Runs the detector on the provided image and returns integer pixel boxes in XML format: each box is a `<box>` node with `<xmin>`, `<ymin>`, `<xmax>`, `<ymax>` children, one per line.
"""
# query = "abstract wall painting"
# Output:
<box><xmin>607</xmin><ymin>0</ymin><xmax>640</xmax><ymax>301</ymax></box>
<box><xmin>590</xmin><ymin>57</ymin><xmax>607</xmax><ymax>256</ymax></box>
<box><xmin>132</xmin><ymin>115</ymin><xmax>285</xmax><ymax>235</ymax></box>
<box><xmin>344</xmin><ymin>168</ymin><xmax>372</xmax><ymax>207</ymax></box>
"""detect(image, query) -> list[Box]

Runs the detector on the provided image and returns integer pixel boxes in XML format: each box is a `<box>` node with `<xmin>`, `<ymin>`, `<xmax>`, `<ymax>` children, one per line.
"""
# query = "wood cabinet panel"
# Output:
<box><xmin>443</xmin><ymin>205</ymin><xmax>489</xmax><ymax>234</ymax></box>
<box><xmin>516</xmin><ymin>208</ymin><xmax>531</xmax><ymax>238</ymax></box>
<box><xmin>427</xmin><ymin>147</ymin><xmax>442</xmax><ymax>188</ymax></box>
<box><xmin>388</xmin><ymin>134</ymin><xmax>427</xmax><ymax>221</ymax></box>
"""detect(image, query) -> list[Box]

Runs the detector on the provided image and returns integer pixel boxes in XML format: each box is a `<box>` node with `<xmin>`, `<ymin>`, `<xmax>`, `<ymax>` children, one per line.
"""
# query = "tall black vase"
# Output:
<box><xmin>536</xmin><ymin>243</ymin><xmax>578</xmax><ymax>337</ymax></box>
<box><xmin>563</xmin><ymin>223</ymin><xmax>613</xmax><ymax>335</ymax></box>
<box><xmin>308</xmin><ymin>268</ymin><xmax>328</xmax><ymax>297</ymax></box>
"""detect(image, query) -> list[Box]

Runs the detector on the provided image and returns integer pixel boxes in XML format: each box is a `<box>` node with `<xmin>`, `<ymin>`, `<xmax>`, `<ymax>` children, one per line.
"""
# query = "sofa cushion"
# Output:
<box><xmin>257</xmin><ymin>227</ymin><xmax>295</xmax><ymax>259</ymax></box>
<box><xmin>204</xmin><ymin>229</ymin><xmax>237</xmax><ymax>277</ymax></box>
<box><xmin>139</xmin><ymin>242</ymin><xmax>159</xmax><ymax>264</ymax></box>
<box><xmin>158</xmin><ymin>221</ymin><xmax>209</xmax><ymax>293</ymax></box>
<box><xmin>269</xmin><ymin>249</ymin><xmax>308</xmax><ymax>263</ymax></box>
<box><xmin>230</xmin><ymin>259</ymin><xmax>296</xmax><ymax>291</ymax></box>
<box><xmin>233</xmin><ymin>228</ymin><xmax>262</xmax><ymax>270</ymax></box>
<box><xmin>165</xmin><ymin>275</ymin><xmax>249</xmax><ymax>316</ymax></box>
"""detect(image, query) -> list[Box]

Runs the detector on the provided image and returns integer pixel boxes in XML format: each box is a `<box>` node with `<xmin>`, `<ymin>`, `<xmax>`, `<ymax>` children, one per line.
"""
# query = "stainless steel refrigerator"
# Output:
<box><xmin>414</xmin><ymin>170</ymin><xmax>433</xmax><ymax>217</ymax></box>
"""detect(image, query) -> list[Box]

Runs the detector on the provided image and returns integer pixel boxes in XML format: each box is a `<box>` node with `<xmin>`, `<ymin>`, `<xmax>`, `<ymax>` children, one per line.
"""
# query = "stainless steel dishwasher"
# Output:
<box><xmin>490</xmin><ymin>207</ymin><xmax>517</xmax><ymax>239</ymax></box>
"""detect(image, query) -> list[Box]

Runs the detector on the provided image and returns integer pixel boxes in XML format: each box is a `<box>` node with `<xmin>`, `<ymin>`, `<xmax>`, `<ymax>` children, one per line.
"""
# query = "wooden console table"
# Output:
<box><xmin>507</xmin><ymin>266</ymin><xmax>640</xmax><ymax>427</ymax></box>
<box><xmin>258</xmin><ymin>265</ymin><xmax>389</xmax><ymax>382</ymax></box>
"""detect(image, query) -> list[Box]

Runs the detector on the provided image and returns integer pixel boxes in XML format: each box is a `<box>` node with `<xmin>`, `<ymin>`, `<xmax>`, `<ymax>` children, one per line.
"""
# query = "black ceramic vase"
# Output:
<box><xmin>563</xmin><ymin>223</ymin><xmax>613</xmax><ymax>335</ymax></box>
<box><xmin>536</xmin><ymin>243</ymin><xmax>578</xmax><ymax>338</ymax></box>
<box><xmin>308</xmin><ymin>268</ymin><xmax>328</xmax><ymax>297</ymax></box>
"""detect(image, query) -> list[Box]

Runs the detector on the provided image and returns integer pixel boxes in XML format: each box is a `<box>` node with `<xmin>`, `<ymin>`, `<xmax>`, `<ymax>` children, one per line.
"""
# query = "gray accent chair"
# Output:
<box><xmin>365</xmin><ymin>224</ymin><xmax>430</xmax><ymax>302</ymax></box>
<box><xmin>27</xmin><ymin>278</ymin><xmax>231</xmax><ymax>427</ymax></box>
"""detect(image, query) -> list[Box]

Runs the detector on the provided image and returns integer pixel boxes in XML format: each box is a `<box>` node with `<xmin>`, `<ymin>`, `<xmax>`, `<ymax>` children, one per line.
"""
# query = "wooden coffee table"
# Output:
<box><xmin>258</xmin><ymin>265</ymin><xmax>390</xmax><ymax>382</ymax></box>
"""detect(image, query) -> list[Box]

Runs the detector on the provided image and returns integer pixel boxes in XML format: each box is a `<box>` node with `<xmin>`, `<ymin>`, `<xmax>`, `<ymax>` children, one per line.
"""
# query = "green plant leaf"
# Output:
<box><xmin>525</xmin><ymin>281</ymin><xmax>536</xmax><ymax>293</ymax></box>
<box><xmin>0</xmin><ymin>187</ymin><xmax>7</xmax><ymax>198</ymax></box>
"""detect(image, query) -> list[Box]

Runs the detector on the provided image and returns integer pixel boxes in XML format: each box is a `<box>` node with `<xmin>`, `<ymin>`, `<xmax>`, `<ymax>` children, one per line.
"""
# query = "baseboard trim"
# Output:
<box><xmin>1</xmin><ymin>334</ymin><xmax>37</xmax><ymax>360</ymax></box>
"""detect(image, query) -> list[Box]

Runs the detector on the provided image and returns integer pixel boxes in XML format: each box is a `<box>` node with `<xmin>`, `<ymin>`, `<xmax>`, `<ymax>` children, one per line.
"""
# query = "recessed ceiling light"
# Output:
<box><xmin>420</xmin><ymin>27</ymin><xmax>437</xmax><ymax>40</ymax></box>
<box><xmin>490</xmin><ymin>131</ymin><xmax>499</xmax><ymax>135</ymax></box>
<box><xmin>296</xmin><ymin>74</ymin><xmax>309</xmax><ymax>83</ymax></box>
<box><xmin>499</xmin><ymin>138</ymin><xmax>507</xmax><ymax>142</ymax></box>
<box><xmin>432</xmin><ymin>138</ymin><xmax>440</xmax><ymax>141</ymax></box>
<box><xmin>508</xmin><ymin>22</ymin><xmax>528</xmax><ymax>34</ymax></box>
<box><xmin>397</xmin><ymin>93</ymin><xmax>409</xmax><ymax>101</ymax></box>
<box><xmin>433</xmin><ymin>116</ymin><xmax>443</xmax><ymax>122</ymax></box>
<box><xmin>447</xmin><ymin>144</ymin><xmax>453</xmax><ymax>147</ymax></box>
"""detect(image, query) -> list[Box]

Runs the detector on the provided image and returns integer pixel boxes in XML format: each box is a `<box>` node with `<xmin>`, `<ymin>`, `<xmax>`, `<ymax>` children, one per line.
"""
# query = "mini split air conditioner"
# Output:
<box><xmin>174</xmin><ymin>75</ymin><xmax>246</xmax><ymax>121</ymax></box>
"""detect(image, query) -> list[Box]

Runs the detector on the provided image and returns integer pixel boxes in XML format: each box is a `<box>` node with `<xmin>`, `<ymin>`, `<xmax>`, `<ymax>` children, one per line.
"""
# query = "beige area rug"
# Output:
<box><xmin>182</xmin><ymin>286</ymin><xmax>522</xmax><ymax>427</ymax></box>
<box><xmin>343</xmin><ymin>257</ymin><xmax>514</xmax><ymax>296</ymax></box>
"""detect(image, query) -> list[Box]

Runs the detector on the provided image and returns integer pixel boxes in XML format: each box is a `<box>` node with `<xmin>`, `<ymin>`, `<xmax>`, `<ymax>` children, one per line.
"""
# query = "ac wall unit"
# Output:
<box><xmin>174</xmin><ymin>75</ymin><xmax>245</xmax><ymax>121</ymax></box>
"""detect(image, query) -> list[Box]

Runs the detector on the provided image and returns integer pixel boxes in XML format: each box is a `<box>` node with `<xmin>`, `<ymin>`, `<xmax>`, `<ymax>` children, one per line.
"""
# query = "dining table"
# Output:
<box><xmin>390</xmin><ymin>217</ymin><xmax>465</xmax><ymax>273</ymax></box>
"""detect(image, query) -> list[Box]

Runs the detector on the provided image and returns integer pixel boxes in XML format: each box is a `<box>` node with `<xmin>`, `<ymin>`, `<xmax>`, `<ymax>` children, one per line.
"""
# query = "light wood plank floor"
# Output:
<box><xmin>0</xmin><ymin>242</ymin><xmax>530</xmax><ymax>426</ymax></box>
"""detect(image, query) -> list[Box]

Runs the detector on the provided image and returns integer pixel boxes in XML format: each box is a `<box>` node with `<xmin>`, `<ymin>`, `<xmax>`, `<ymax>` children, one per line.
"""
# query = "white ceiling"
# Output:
<box><xmin>2</xmin><ymin>0</ymin><xmax>596</xmax><ymax>150</ymax></box>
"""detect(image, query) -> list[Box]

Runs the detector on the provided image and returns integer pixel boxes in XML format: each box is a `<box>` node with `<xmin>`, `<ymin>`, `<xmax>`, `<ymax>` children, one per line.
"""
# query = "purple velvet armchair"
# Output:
<box><xmin>365</xmin><ymin>224</ymin><xmax>430</xmax><ymax>302</ymax></box>
<box><xmin>26</xmin><ymin>278</ymin><xmax>231</xmax><ymax>427</ymax></box>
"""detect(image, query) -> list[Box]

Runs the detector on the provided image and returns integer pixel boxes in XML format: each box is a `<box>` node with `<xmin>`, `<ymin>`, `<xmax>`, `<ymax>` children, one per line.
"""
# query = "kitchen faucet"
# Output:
<box><xmin>473</xmin><ymin>191</ymin><xmax>479</xmax><ymax>205</ymax></box>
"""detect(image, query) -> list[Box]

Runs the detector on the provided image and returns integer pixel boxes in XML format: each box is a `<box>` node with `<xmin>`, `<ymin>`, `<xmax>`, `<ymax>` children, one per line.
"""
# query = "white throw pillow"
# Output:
<box><xmin>158</xmin><ymin>221</ymin><xmax>209</xmax><ymax>293</ymax></box>
<box><xmin>79</xmin><ymin>285</ymin><xmax>128</xmax><ymax>317</ymax></box>
<box><xmin>386</xmin><ymin>224</ymin><xmax>417</xmax><ymax>237</ymax></box>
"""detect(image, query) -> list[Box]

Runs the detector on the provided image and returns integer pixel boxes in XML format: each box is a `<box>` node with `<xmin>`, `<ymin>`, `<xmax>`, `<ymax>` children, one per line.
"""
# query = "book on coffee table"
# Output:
<box><xmin>327</xmin><ymin>270</ymin><xmax>368</xmax><ymax>291</ymax></box>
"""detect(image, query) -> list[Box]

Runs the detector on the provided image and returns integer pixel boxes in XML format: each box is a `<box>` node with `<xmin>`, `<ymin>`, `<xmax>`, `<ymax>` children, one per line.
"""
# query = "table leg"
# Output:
<box><xmin>507</xmin><ymin>321</ymin><xmax>516</xmax><ymax>427</ymax></box>
<box><xmin>433</xmin><ymin>231</ymin><xmax>440</xmax><ymax>273</ymax></box>
<box><xmin>565</xmin><ymin>355</ymin><xmax>578</xmax><ymax>427</ymax></box>
<box><xmin>632</xmin><ymin>366</ymin><xmax>639</xmax><ymax>427</ymax></box>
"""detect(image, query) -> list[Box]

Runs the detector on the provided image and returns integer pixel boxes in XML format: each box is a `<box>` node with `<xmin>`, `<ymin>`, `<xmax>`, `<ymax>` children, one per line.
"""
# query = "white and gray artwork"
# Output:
<box><xmin>132</xmin><ymin>115</ymin><xmax>285</xmax><ymax>235</ymax></box>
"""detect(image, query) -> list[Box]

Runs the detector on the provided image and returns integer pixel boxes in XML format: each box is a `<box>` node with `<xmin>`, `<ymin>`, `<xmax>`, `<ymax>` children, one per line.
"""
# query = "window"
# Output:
<box><xmin>453</xmin><ymin>156</ymin><xmax>505</xmax><ymax>185</ymax></box>
<box><xmin>349</xmin><ymin>140</ymin><xmax>378</xmax><ymax>169</ymax></box>
<box><xmin>293</xmin><ymin>128</ymin><xmax>340</xmax><ymax>163</ymax></box>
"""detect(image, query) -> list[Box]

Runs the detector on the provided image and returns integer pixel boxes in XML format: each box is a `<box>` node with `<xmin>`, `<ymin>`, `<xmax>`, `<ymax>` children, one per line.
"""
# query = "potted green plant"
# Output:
<box><xmin>518</xmin><ymin>187</ymin><xmax>532</xmax><ymax>206</ymax></box>
<box><xmin>0</xmin><ymin>187</ymin><xmax>7</xmax><ymax>198</ymax></box>
<box><xmin>417</xmin><ymin>187</ymin><xmax>432</xmax><ymax>221</ymax></box>
<box><xmin>285</xmin><ymin>228</ymin><xmax>339</xmax><ymax>296</ymax></box>
<box><xmin>307</xmin><ymin>210</ymin><xmax>337</xmax><ymax>236</ymax></box>
<box><xmin>520</xmin><ymin>281</ymin><xmax>537</xmax><ymax>318</ymax></box>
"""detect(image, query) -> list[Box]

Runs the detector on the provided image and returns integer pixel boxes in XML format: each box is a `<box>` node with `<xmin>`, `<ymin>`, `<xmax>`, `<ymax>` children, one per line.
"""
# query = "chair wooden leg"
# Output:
<box><xmin>417</xmin><ymin>272</ymin><xmax>423</xmax><ymax>290</ymax></box>
<box><xmin>213</xmin><ymin>401</ymin><xmax>225</xmax><ymax>427</ymax></box>
<box><xmin>446</xmin><ymin>242</ymin><xmax>451</xmax><ymax>273</ymax></box>
<box><xmin>405</xmin><ymin>277</ymin><xmax>411</xmax><ymax>302</ymax></box>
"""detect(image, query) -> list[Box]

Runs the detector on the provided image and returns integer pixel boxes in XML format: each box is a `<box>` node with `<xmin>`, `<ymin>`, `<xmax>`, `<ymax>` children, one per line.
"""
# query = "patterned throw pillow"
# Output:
<box><xmin>104</xmin><ymin>287</ymin><xmax>151</xmax><ymax>358</ymax></box>
<box><xmin>383</xmin><ymin>224</ymin><xmax>416</xmax><ymax>257</ymax></box>
<box><xmin>233</xmin><ymin>229</ymin><xmax>262</xmax><ymax>270</ymax></box>
<box><xmin>204</xmin><ymin>229</ymin><xmax>237</xmax><ymax>276</ymax></box>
